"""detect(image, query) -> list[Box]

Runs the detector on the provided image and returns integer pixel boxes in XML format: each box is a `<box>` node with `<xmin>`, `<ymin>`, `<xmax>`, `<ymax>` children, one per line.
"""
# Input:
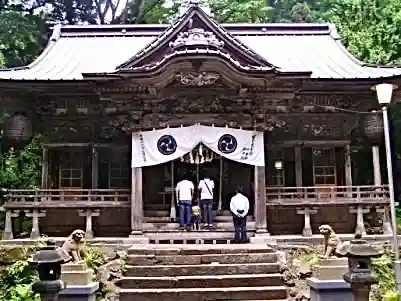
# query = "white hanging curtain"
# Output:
<box><xmin>131</xmin><ymin>124</ymin><xmax>265</xmax><ymax>168</ymax></box>
<box><xmin>197</xmin><ymin>125</ymin><xmax>264</xmax><ymax>167</ymax></box>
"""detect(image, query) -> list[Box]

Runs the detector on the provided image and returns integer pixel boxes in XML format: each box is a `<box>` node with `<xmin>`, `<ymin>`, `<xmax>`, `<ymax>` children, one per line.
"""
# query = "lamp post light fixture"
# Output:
<box><xmin>274</xmin><ymin>160</ymin><xmax>283</xmax><ymax>170</ymax></box>
<box><xmin>372</xmin><ymin>82</ymin><xmax>401</xmax><ymax>293</ymax></box>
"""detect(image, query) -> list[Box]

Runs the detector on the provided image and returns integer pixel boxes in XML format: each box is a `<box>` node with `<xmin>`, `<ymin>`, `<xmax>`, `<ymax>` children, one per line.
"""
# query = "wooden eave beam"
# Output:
<box><xmin>43</xmin><ymin>142</ymin><xmax>129</xmax><ymax>148</ymax></box>
<box><xmin>269</xmin><ymin>140</ymin><xmax>352</xmax><ymax>148</ymax></box>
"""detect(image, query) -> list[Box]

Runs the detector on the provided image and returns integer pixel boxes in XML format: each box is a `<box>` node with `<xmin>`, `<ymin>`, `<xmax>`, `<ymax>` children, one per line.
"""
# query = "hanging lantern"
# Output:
<box><xmin>6</xmin><ymin>113</ymin><xmax>32</xmax><ymax>141</ymax></box>
<box><xmin>363</xmin><ymin>111</ymin><xmax>383</xmax><ymax>144</ymax></box>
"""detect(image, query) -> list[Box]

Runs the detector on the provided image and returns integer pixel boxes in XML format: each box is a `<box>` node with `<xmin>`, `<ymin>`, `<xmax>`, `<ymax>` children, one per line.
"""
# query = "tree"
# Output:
<box><xmin>0</xmin><ymin>10</ymin><xmax>46</xmax><ymax>68</ymax></box>
<box><xmin>208</xmin><ymin>0</ymin><xmax>270</xmax><ymax>23</ymax></box>
<box><xmin>291</xmin><ymin>2</ymin><xmax>313</xmax><ymax>22</ymax></box>
<box><xmin>317</xmin><ymin>0</ymin><xmax>401</xmax><ymax>65</ymax></box>
<box><xmin>119</xmin><ymin>0</ymin><xmax>178</xmax><ymax>24</ymax></box>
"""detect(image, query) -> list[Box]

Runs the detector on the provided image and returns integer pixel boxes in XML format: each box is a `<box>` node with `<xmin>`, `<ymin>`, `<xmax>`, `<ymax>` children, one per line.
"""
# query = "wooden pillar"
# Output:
<box><xmin>78</xmin><ymin>209</ymin><xmax>100</xmax><ymax>238</ymax></box>
<box><xmin>91</xmin><ymin>146</ymin><xmax>98</xmax><ymax>189</ymax></box>
<box><xmin>41</xmin><ymin>147</ymin><xmax>49</xmax><ymax>189</ymax></box>
<box><xmin>131</xmin><ymin>167</ymin><xmax>143</xmax><ymax>235</ymax></box>
<box><xmin>372</xmin><ymin>145</ymin><xmax>382</xmax><ymax>186</ymax></box>
<box><xmin>254</xmin><ymin>165</ymin><xmax>268</xmax><ymax>233</ymax></box>
<box><xmin>2</xmin><ymin>210</ymin><xmax>19</xmax><ymax>240</ymax></box>
<box><xmin>294</xmin><ymin>146</ymin><xmax>303</xmax><ymax>187</ymax></box>
<box><xmin>371</xmin><ymin>145</ymin><xmax>391</xmax><ymax>234</ymax></box>
<box><xmin>344</xmin><ymin>144</ymin><xmax>353</xmax><ymax>186</ymax></box>
<box><xmin>25</xmin><ymin>209</ymin><xmax>46</xmax><ymax>239</ymax></box>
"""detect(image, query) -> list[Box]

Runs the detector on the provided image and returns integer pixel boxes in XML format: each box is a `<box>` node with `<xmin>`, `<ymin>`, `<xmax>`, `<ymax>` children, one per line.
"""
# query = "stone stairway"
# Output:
<box><xmin>118</xmin><ymin>244</ymin><xmax>288</xmax><ymax>301</ymax></box>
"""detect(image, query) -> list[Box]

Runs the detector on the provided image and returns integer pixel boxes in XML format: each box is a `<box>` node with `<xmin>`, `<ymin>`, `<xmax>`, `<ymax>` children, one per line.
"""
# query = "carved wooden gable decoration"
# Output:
<box><xmin>84</xmin><ymin>2</ymin><xmax>311</xmax><ymax>91</ymax></box>
<box><xmin>116</xmin><ymin>4</ymin><xmax>275</xmax><ymax>72</ymax></box>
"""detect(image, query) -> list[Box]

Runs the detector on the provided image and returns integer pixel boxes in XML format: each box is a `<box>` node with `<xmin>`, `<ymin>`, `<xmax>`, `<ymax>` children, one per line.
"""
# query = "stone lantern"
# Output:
<box><xmin>343</xmin><ymin>234</ymin><xmax>383</xmax><ymax>301</ymax></box>
<box><xmin>31</xmin><ymin>239</ymin><xmax>65</xmax><ymax>301</ymax></box>
<box><xmin>362</xmin><ymin>111</ymin><xmax>384</xmax><ymax>144</ymax></box>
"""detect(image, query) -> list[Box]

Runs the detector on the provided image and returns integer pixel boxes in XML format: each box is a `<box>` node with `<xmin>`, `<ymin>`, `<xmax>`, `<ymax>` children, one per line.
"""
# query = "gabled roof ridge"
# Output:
<box><xmin>58</xmin><ymin>23</ymin><xmax>333</xmax><ymax>35</ymax></box>
<box><xmin>116</xmin><ymin>3</ymin><xmax>280</xmax><ymax>70</ymax></box>
<box><xmin>116</xmin><ymin>6</ymin><xmax>198</xmax><ymax>69</ymax></box>
<box><xmin>202</xmin><ymin>12</ymin><xmax>272</xmax><ymax>67</ymax></box>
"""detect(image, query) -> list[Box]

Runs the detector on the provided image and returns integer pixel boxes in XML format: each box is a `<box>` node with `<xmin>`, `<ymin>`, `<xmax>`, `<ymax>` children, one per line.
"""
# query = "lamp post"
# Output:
<box><xmin>274</xmin><ymin>160</ymin><xmax>283</xmax><ymax>186</ymax></box>
<box><xmin>372</xmin><ymin>82</ymin><xmax>401</xmax><ymax>293</ymax></box>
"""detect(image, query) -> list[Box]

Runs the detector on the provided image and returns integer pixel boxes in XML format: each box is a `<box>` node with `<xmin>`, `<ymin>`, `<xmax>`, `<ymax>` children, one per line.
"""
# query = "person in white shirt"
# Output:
<box><xmin>198</xmin><ymin>174</ymin><xmax>215</xmax><ymax>228</ymax></box>
<box><xmin>230</xmin><ymin>186</ymin><xmax>250</xmax><ymax>243</ymax></box>
<box><xmin>176</xmin><ymin>175</ymin><xmax>194</xmax><ymax>230</ymax></box>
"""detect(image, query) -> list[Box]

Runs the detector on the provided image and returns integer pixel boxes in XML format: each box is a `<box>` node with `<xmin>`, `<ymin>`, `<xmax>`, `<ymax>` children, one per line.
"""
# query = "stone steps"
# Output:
<box><xmin>125</xmin><ymin>262</ymin><xmax>281</xmax><ymax>277</ymax></box>
<box><xmin>126</xmin><ymin>252</ymin><xmax>277</xmax><ymax>265</ymax></box>
<box><xmin>118</xmin><ymin>273</ymin><xmax>284</xmax><ymax>288</ymax></box>
<box><xmin>119</xmin><ymin>286</ymin><xmax>288</xmax><ymax>301</ymax></box>
<box><xmin>127</xmin><ymin>244</ymin><xmax>275</xmax><ymax>255</ymax></box>
<box><xmin>119</xmin><ymin>244</ymin><xmax>287</xmax><ymax>301</ymax></box>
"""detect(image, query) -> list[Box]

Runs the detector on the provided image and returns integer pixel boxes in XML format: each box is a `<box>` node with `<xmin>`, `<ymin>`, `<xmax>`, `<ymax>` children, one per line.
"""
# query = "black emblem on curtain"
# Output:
<box><xmin>157</xmin><ymin>135</ymin><xmax>177</xmax><ymax>155</ymax></box>
<box><xmin>218</xmin><ymin>134</ymin><xmax>237</xmax><ymax>154</ymax></box>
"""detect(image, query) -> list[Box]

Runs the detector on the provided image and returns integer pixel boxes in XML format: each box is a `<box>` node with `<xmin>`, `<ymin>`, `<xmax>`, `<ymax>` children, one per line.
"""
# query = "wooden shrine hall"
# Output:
<box><xmin>1</xmin><ymin>1</ymin><xmax>401</xmax><ymax>242</ymax></box>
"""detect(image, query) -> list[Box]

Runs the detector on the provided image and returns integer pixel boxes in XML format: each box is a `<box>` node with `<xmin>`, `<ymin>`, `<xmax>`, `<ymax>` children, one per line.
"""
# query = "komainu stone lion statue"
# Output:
<box><xmin>319</xmin><ymin>224</ymin><xmax>347</xmax><ymax>258</ymax></box>
<box><xmin>58</xmin><ymin>229</ymin><xmax>86</xmax><ymax>263</ymax></box>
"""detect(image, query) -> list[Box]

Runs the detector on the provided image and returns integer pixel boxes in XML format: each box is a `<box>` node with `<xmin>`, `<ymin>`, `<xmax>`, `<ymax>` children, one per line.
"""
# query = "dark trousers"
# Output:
<box><xmin>179</xmin><ymin>200</ymin><xmax>192</xmax><ymax>228</ymax></box>
<box><xmin>201</xmin><ymin>199</ymin><xmax>213</xmax><ymax>225</ymax></box>
<box><xmin>233</xmin><ymin>215</ymin><xmax>247</xmax><ymax>243</ymax></box>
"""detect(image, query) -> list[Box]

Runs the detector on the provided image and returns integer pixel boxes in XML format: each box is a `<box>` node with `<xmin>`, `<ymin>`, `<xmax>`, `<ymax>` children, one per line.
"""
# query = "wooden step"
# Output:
<box><xmin>125</xmin><ymin>263</ymin><xmax>280</xmax><ymax>277</ymax></box>
<box><xmin>144</xmin><ymin>210</ymin><xmax>234</xmax><ymax>217</ymax></box>
<box><xmin>144</xmin><ymin>216</ymin><xmax>254</xmax><ymax>222</ymax></box>
<box><xmin>127</xmin><ymin>252</ymin><xmax>277</xmax><ymax>265</ymax></box>
<box><xmin>143</xmin><ymin>221</ymin><xmax>256</xmax><ymax>231</ymax></box>
<box><xmin>118</xmin><ymin>273</ymin><xmax>284</xmax><ymax>289</ymax></box>
<box><xmin>119</xmin><ymin>286</ymin><xmax>287</xmax><ymax>301</ymax></box>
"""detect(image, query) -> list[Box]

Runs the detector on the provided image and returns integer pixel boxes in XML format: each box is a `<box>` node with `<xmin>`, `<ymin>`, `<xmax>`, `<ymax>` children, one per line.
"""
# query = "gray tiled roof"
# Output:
<box><xmin>0</xmin><ymin>21</ymin><xmax>400</xmax><ymax>80</ymax></box>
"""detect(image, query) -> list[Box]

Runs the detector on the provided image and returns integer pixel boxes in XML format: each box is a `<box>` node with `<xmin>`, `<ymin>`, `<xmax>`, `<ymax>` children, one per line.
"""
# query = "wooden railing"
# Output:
<box><xmin>1</xmin><ymin>189</ymin><xmax>132</xmax><ymax>240</ymax></box>
<box><xmin>265</xmin><ymin>185</ymin><xmax>390</xmax><ymax>205</ymax></box>
<box><xmin>4</xmin><ymin>188</ymin><xmax>131</xmax><ymax>206</ymax></box>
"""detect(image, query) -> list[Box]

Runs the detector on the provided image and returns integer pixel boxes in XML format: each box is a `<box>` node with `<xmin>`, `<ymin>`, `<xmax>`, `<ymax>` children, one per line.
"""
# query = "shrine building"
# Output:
<box><xmin>1</xmin><ymin>1</ymin><xmax>400</xmax><ymax>242</ymax></box>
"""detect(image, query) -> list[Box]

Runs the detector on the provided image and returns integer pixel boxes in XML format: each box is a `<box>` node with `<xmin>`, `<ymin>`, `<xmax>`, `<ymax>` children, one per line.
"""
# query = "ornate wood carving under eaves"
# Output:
<box><xmin>299</xmin><ymin>114</ymin><xmax>359</xmax><ymax>139</ymax></box>
<box><xmin>175</xmin><ymin>72</ymin><xmax>221</xmax><ymax>87</ymax></box>
<box><xmin>169</xmin><ymin>28</ymin><xmax>224</xmax><ymax>50</ymax></box>
<box><xmin>294</xmin><ymin>94</ymin><xmax>359</xmax><ymax>112</ymax></box>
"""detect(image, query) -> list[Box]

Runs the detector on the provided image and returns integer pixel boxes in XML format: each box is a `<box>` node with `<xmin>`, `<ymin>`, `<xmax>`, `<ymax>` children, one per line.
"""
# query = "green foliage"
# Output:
<box><xmin>84</xmin><ymin>246</ymin><xmax>106</xmax><ymax>273</ymax></box>
<box><xmin>373</xmin><ymin>247</ymin><xmax>396</xmax><ymax>299</ymax></box>
<box><xmin>318</xmin><ymin>0</ymin><xmax>401</xmax><ymax>65</ymax></box>
<box><xmin>0</xmin><ymin>134</ymin><xmax>43</xmax><ymax>190</ymax></box>
<box><xmin>208</xmin><ymin>0</ymin><xmax>270</xmax><ymax>23</ymax></box>
<box><xmin>10</xmin><ymin>284</ymin><xmax>40</xmax><ymax>301</ymax></box>
<box><xmin>0</xmin><ymin>10</ymin><xmax>46</xmax><ymax>68</ymax></box>
<box><xmin>0</xmin><ymin>241</ymin><xmax>47</xmax><ymax>301</ymax></box>
<box><xmin>384</xmin><ymin>291</ymin><xmax>401</xmax><ymax>301</ymax></box>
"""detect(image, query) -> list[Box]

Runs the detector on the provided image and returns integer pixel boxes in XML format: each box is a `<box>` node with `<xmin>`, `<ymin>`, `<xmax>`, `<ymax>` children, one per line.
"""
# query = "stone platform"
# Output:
<box><xmin>117</xmin><ymin>244</ymin><xmax>287</xmax><ymax>301</ymax></box>
<box><xmin>0</xmin><ymin>233</ymin><xmax>393</xmax><ymax>248</ymax></box>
